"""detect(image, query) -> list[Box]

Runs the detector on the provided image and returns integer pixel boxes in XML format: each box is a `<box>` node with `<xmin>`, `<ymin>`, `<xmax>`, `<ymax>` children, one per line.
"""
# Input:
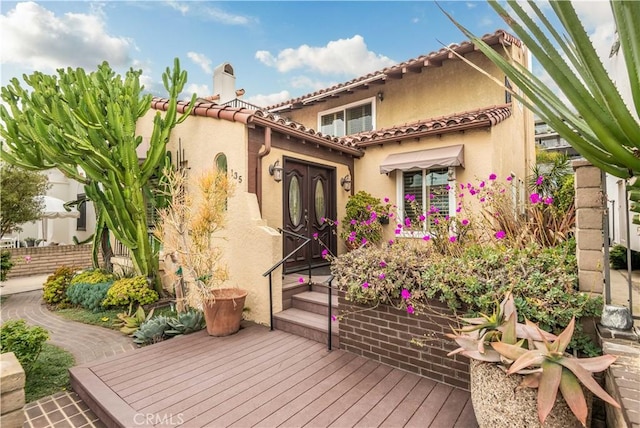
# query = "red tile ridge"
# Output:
<box><xmin>267</xmin><ymin>30</ymin><xmax>521</xmax><ymax>111</ymax></box>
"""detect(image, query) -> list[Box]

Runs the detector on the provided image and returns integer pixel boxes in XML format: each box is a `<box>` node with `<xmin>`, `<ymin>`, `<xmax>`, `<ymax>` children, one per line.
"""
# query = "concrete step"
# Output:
<box><xmin>292</xmin><ymin>291</ymin><xmax>338</xmax><ymax>316</ymax></box>
<box><xmin>273</xmin><ymin>308</ymin><xmax>339</xmax><ymax>349</ymax></box>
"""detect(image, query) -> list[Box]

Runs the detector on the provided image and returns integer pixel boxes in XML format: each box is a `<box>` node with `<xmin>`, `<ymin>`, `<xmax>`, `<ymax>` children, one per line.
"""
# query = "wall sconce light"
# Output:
<box><xmin>269</xmin><ymin>160</ymin><xmax>283</xmax><ymax>182</ymax></box>
<box><xmin>447</xmin><ymin>166</ymin><xmax>456</xmax><ymax>181</ymax></box>
<box><xmin>377</xmin><ymin>91</ymin><xmax>384</xmax><ymax>102</ymax></box>
<box><xmin>340</xmin><ymin>174</ymin><xmax>352</xmax><ymax>192</ymax></box>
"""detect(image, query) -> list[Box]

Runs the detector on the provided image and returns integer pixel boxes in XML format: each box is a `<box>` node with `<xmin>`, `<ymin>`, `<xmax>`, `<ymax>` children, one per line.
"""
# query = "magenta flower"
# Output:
<box><xmin>379</xmin><ymin>260</ymin><xmax>387</xmax><ymax>268</ymax></box>
<box><xmin>405</xmin><ymin>194</ymin><xmax>416</xmax><ymax>202</ymax></box>
<box><xmin>370</xmin><ymin>211</ymin><xmax>378</xmax><ymax>221</ymax></box>
<box><xmin>388</xmin><ymin>239</ymin><xmax>394</xmax><ymax>245</ymax></box>
<box><xmin>535</xmin><ymin>176</ymin><xmax>544</xmax><ymax>186</ymax></box>
<box><xmin>449</xmin><ymin>236</ymin><xmax>457</xmax><ymax>243</ymax></box>
<box><xmin>361</xmin><ymin>237</ymin><xmax>368</xmax><ymax>245</ymax></box>
<box><xmin>401</xmin><ymin>288</ymin><xmax>411</xmax><ymax>299</ymax></box>
<box><xmin>362</xmin><ymin>282</ymin><xmax>369</xmax><ymax>289</ymax></box>
<box><xmin>389</xmin><ymin>212</ymin><xmax>394</xmax><ymax>218</ymax></box>
<box><xmin>379</xmin><ymin>273</ymin><xmax>386</xmax><ymax>280</ymax></box>
<box><xmin>461</xmin><ymin>219</ymin><xmax>469</xmax><ymax>226</ymax></box>
<box><xmin>320</xmin><ymin>217</ymin><xmax>325</xmax><ymax>222</ymax></box>
<box><xmin>479</xmin><ymin>181</ymin><xmax>485</xmax><ymax>188</ymax></box>
<box><xmin>467</xmin><ymin>183</ymin><xmax>472</xmax><ymax>189</ymax></box>
<box><xmin>456</xmin><ymin>207</ymin><xmax>462</xmax><ymax>213</ymax></box>
<box><xmin>334</xmin><ymin>221</ymin><xmax>339</xmax><ymax>225</ymax></box>
<box><xmin>348</xmin><ymin>232</ymin><xmax>356</xmax><ymax>242</ymax></box>
<box><xmin>321</xmin><ymin>249</ymin><xmax>329</xmax><ymax>259</ymax></box>
<box><xmin>405</xmin><ymin>217</ymin><xmax>411</xmax><ymax>227</ymax></box>
<box><xmin>407</xmin><ymin>305</ymin><xmax>415</xmax><ymax>315</ymax></box>
<box><xmin>445</xmin><ymin>215</ymin><xmax>450</xmax><ymax>221</ymax></box>
<box><xmin>433</xmin><ymin>218</ymin><xmax>439</xmax><ymax>225</ymax></box>
<box><xmin>506</xmin><ymin>176</ymin><xmax>513</xmax><ymax>182</ymax></box>
<box><xmin>530</xmin><ymin>193</ymin><xmax>541</xmax><ymax>204</ymax></box>
<box><xmin>459</xmin><ymin>193</ymin><xmax>464</xmax><ymax>198</ymax></box>
<box><xmin>298</xmin><ymin>277</ymin><xmax>305</xmax><ymax>284</ymax></box>
<box><xmin>419</xmin><ymin>214</ymin><xmax>426</xmax><ymax>222</ymax></box>
<box><xmin>395</xmin><ymin>228</ymin><xmax>402</xmax><ymax>235</ymax></box>
<box><xmin>423</xmin><ymin>235</ymin><xmax>430</xmax><ymax>241</ymax></box>
<box><xmin>544</xmin><ymin>197</ymin><xmax>554</xmax><ymax>205</ymax></box>
<box><xmin>460</xmin><ymin>184</ymin><xmax>465</xmax><ymax>190</ymax></box>
<box><xmin>331</xmin><ymin>315</ymin><xmax>337</xmax><ymax>322</ymax></box>
<box><xmin>350</xmin><ymin>219</ymin><xmax>357</xmax><ymax>225</ymax></box>
<box><xmin>312</xmin><ymin>232</ymin><xmax>318</xmax><ymax>239</ymax></box>
<box><xmin>25</xmin><ymin>255</ymin><xmax>32</xmax><ymax>263</ymax></box>
<box><xmin>429</xmin><ymin>193</ymin><xmax>434</xmax><ymax>200</ymax></box>
<box><xmin>445</xmin><ymin>184</ymin><xmax>451</xmax><ymax>191</ymax></box>
<box><xmin>480</xmin><ymin>197</ymin><xmax>486</xmax><ymax>203</ymax></box>
<box><xmin>469</xmin><ymin>189</ymin><xmax>477</xmax><ymax>196</ymax></box>
<box><xmin>495</xmin><ymin>230</ymin><xmax>506</xmax><ymax>240</ymax></box>
<box><xmin>384</xmin><ymin>197</ymin><xmax>390</xmax><ymax>203</ymax></box>
<box><xmin>489</xmin><ymin>173</ymin><xmax>497</xmax><ymax>180</ymax></box>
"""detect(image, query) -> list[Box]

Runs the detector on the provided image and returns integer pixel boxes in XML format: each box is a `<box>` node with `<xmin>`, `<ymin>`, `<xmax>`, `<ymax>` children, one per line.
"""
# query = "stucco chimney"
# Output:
<box><xmin>213</xmin><ymin>63</ymin><xmax>236</xmax><ymax>104</ymax></box>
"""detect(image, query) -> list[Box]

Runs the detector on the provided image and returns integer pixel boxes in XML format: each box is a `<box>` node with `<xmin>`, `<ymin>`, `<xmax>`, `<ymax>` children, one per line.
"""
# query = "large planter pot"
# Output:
<box><xmin>203</xmin><ymin>288</ymin><xmax>248</xmax><ymax>337</ymax></box>
<box><xmin>470</xmin><ymin>360</ymin><xmax>592</xmax><ymax>428</ymax></box>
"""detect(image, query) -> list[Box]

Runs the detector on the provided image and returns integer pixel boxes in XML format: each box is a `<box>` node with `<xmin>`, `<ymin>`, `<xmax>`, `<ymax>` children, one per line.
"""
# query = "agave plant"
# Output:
<box><xmin>113</xmin><ymin>303</ymin><xmax>155</xmax><ymax>335</ymax></box>
<box><xmin>165</xmin><ymin>310</ymin><xmax>205</xmax><ymax>337</ymax></box>
<box><xmin>492</xmin><ymin>318</ymin><xmax>620</xmax><ymax>427</ymax></box>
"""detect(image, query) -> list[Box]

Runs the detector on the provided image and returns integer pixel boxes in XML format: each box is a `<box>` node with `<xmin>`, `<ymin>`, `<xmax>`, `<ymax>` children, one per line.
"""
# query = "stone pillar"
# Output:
<box><xmin>573</xmin><ymin>160</ymin><xmax>605</xmax><ymax>294</ymax></box>
<box><xmin>0</xmin><ymin>352</ymin><xmax>25</xmax><ymax>428</ymax></box>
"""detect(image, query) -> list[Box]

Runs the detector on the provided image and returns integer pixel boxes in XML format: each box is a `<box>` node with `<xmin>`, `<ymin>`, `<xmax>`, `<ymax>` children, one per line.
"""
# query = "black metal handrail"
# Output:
<box><xmin>262</xmin><ymin>228</ymin><xmax>312</xmax><ymax>330</ymax></box>
<box><xmin>327</xmin><ymin>274</ymin><xmax>335</xmax><ymax>351</ymax></box>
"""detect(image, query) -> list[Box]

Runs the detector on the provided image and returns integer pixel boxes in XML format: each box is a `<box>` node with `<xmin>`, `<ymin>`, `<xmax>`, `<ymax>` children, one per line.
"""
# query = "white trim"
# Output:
<box><xmin>317</xmin><ymin>96</ymin><xmax>377</xmax><ymax>136</ymax></box>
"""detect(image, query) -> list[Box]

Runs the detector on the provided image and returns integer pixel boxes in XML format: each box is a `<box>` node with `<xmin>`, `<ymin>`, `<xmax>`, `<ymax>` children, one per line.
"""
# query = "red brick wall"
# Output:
<box><xmin>338</xmin><ymin>295</ymin><xmax>470</xmax><ymax>390</ymax></box>
<box><xmin>4</xmin><ymin>245</ymin><xmax>96</xmax><ymax>278</ymax></box>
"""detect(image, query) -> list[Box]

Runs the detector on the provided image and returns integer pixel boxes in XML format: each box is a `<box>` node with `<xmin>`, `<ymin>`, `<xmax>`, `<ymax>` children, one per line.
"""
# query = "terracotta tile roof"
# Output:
<box><xmin>150</xmin><ymin>98</ymin><xmax>364</xmax><ymax>157</ymax></box>
<box><xmin>267</xmin><ymin>30</ymin><xmax>521</xmax><ymax>112</ymax></box>
<box><xmin>346</xmin><ymin>104</ymin><xmax>512</xmax><ymax>147</ymax></box>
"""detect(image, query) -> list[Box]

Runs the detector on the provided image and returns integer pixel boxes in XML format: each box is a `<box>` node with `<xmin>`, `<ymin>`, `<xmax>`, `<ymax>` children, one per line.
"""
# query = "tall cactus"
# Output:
<box><xmin>0</xmin><ymin>59</ymin><xmax>194</xmax><ymax>291</ymax></box>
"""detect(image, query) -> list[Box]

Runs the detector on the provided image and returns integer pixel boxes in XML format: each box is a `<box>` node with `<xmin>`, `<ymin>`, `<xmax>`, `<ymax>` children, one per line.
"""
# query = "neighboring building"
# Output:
<box><xmin>137</xmin><ymin>29</ymin><xmax>535</xmax><ymax>326</ymax></box>
<box><xmin>534</xmin><ymin>117</ymin><xmax>580</xmax><ymax>158</ymax></box>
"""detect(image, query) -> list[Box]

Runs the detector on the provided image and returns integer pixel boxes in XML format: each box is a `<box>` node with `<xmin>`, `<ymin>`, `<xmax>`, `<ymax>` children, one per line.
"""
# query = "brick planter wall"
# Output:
<box><xmin>4</xmin><ymin>245</ymin><xmax>96</xmax><ymax>278</ymax></box>
<box><xmin>338</xmin><ymin>295</ymin><xmax>470</xmax><ymax>390</ymax></box>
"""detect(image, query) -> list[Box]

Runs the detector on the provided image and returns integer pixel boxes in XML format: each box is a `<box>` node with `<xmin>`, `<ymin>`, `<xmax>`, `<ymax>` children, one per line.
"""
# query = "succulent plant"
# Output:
<box><xmin>132</xmin><ymin>315</ymin><xmax>170</xmax><ymax>346</ymax></box>
<box><xmin>447</xmin><ymin>294</ymin><xmax>620</xmax><ymax>427</ymax></box>
<box><xmin>165</xmin><ymin>310</ymin><xmax>205</xmax><ymax>337</ymax></box>
<box><xmin>113</xmin><ymin>303</ymin><xmax>155</xmax><ymax>335</ymax></box>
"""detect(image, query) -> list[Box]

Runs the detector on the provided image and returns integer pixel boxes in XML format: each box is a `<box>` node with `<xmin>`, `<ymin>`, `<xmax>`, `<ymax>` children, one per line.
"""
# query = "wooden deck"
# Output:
<box><xmin>70</xmin><ymin>322</ymin><xmax>478</xmax><ymax>428</ymax></box>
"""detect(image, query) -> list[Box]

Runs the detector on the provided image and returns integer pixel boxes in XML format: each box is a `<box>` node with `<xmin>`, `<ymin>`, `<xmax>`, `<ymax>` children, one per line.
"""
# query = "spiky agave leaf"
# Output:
<box><xmin>558</xmin><ymin>357</ymin><xmax>621</xmax><ymax>408</ymax></box>
<box><xmin>558</xmin><ymin>368</ymin><xmax>589</xmax><ymax>427</ymax></box>
<box><xmin>537</xmin><ymin>360</ymin><xmax>562</xmax><ymax>425</ymax></box>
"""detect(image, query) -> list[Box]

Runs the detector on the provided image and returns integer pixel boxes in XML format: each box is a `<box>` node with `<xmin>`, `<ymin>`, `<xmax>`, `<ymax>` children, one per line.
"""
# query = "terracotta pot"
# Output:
<box><xmin>470</xmin><ymin>360</ymin><xmax>591</xmax><ymax>428</ymax></box>
<box><xmin>203</xmin><ymin>288</ymin><xmax>248</xmax><ymax>337</ymax></box>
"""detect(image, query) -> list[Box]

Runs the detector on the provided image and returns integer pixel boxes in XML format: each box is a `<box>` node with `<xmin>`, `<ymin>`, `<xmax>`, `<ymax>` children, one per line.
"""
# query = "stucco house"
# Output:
<box><xmin>136</xmin><ymin>29</ymin><xmax>534</xmax><ymax>331</ymax></box>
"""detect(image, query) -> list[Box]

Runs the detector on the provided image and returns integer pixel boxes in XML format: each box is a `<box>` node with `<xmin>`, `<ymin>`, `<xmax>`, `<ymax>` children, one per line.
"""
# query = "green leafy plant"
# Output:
<box><xmin>0</xmin><ymin>319</ymin><xmax>49</xmax><ymax>372</ymax></box>
<box><xmin>340</xmin><ymin>191</ymin><xmax>390</xmax><ymax>249</ymax></box>
<box><xmin>132</xmin><ymin>315</ymin><xmax>171</xmax><ymax>346</ymax></box>
<box><xmin>66</xmin><ymin>282</ymin><xmax>113</xmax><ymax>312</ymax></box>
<box><xmin>43</xmin><ymin>266</ymin><xmax>80</xmax><ymax>306</ymax></box>
<box><xmin>0</xmin><ymin>250</ymin><xmax>14</xmax><ymax>281</ymax></box>
<box><xmin>70</xmin><ymin>269</ymin><xmax>114</xmax><ymax>285</ymax></box>
<box><xmin>609</xmin><ymin>244</ymin><xmax>640</xmax><ymax>270</ymax></box>
<box><xmin>102</xmin><ymin>275</ymin><xmax>159</xmax><ymax>308</ymax></box>
<box><xmin>165</xmin><ymin>310</ymin><xmax>205</xmax><ymax>337</ymax></box>
<box><xmin>0</xmin><ymin>163</ymin><xmax>49</xmax><ymax>237</ymax></box>
<box><xmin>448</xmin><ymin>295</ymin><xmax>620</xmax><ymax>426</ymax></box>
<box><xmin>113</xmin><ymin>303</ymin><xmax>155</xmax><ymax>335</ymax></box>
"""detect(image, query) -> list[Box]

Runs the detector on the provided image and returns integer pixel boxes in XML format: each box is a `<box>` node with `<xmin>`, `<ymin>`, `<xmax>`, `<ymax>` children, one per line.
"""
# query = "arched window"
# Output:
<box><xmin>215</xmin><ymin>153</ymin><xmax>227</xmax><ymax>173</ymax></box>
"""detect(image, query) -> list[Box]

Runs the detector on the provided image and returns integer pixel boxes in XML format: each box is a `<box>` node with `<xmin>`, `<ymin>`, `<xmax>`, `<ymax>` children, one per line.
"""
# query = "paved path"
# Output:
<box><xmin>1</xmin><ymin>277</ymin><xmax>137</xmax><ymax>427</ymax></box>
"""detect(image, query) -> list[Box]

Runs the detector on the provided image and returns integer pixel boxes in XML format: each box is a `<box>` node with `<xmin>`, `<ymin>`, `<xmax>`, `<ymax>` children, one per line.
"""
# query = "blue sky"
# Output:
<box><xmin>0</xmin><ymin>1</ymin><xmax>617</xmax><ymax>108</ymax></box>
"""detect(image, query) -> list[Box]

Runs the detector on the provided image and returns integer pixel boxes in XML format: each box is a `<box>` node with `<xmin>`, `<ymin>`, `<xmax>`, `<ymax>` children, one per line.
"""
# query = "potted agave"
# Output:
<box><xmin>155</xmin><ymin>166</ymin><xmax>247</xmax><ymax>337</ymax></box>
<box><xmin>447</xmin><ymin>294</ymin><xmax>620</xmax><ymax>428</ymax></box>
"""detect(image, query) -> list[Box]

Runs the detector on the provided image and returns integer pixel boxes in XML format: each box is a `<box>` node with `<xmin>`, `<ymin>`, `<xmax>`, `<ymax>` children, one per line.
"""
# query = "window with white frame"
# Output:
<box><xmin>398</xmin><ymin>168</ymin><xmax>454</xmax><ymax>233</ymax></box>
<box><xmin>319</xmin><ymin>98</ymin><xmax>374</xmax><ymax>137</ymax></box>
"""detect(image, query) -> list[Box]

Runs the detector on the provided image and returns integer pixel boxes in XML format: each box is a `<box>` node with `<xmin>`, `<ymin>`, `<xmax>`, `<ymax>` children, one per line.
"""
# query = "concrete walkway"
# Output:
<box><xmin>1</xmin><ymin>276</ymin><xmax>137</xmax><ymax>427</ymax></box>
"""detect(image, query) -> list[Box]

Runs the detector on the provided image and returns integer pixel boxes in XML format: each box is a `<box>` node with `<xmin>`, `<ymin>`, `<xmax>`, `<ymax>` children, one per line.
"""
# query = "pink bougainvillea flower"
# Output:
<box><xmin>530</xmin><ymin>193</ymin><xmax>541</xmax><ymax>204</ymax></box>
<box><xmin>362</xmin><ymin>282</ymin><xmax>369</xmax><ymax>289</ymax></box>
<box><xmin>449</xmin><ymin>236</ymin><xmax>457</xmax><ymax>243</ymax></box>
<box><xmin>544</xmin><ymin>197</ymin><xmax>554</xmax><ymax>205</ymax></box>
<box><xmin>495</xmin><ymin>230</ymin><xmax>506</xmax><ymax>240</ymax></box>
<box><xmin>433</xmin><ymin>218</ymin><xmax>439</xmax><ymax>225</ymax></box>
<box><xmin>298</xmin><ymin>277</ymin><xmax>305</xmax><ymax>283</ymax></box>
<box><xmin>423</xmin><ymin>235</ymin><xmax>431</xmax><ymax>241</ymax></box>
<box><xmin>321</xmin><ymin>249</ymin><xmax>329</xmax><ymax>259</ymax></box>
<box><xmin>429</xmin><ymin>193</ymin><xmax>434</xmax><ymax>200</ymax></box>
<box><xmin>379</xmin><ymin>260</ymin><xmax>387</xmax><ymax>268</ymax></box>
<box><xmin>389</xmin><ymin>212</ymin><xmax>394</xmax><ymax>218</ymax></box>
<box><xmin>460</xmin><ymin>183</ymin><xmax>465</xmax><ymax>190</ymax></box>
<box><xmin>388</xmin><ymin>239</ymin><xmax>394</xmax><ymax>245</ymax></box>
<box><xmin>480</xmin><ymin>197</ymin><xmax>486</xmax><ymax>203</ymax></box>
<box><xmin>370</xmin><ymin>211</ymin><xmax>378</xmax><ymax>221</ymax></box>
<box><xmin>458</xmin><ymin>193</ymin><xmax>464</xmax><ymax>198</ymax></box>
<box><xmin>384</xmin><ymin>197</ymin><xmax>390</xmax><ymax>203</ymax></box>
<box><xmin>334</xmin><ymin>221</ymin><xmax>339</xmax><ymax>225</ymax></box>
<box><xmin>25</xmin><ymin>255</ymin><xmax>32</xmax><ymax>263</ymax></box>
<box><xmin>506</xmin><ymin>176</ymin><xmax>513</xmax><ymax>182</ymax></box>
<box><xmin>361</xmin><ymin>237</ymin><xmax>368</xmax><ymax>245</ymax></box>
<box><xmin>395</xmin><ymin>228</ymin><xmax>402</xmax><ymax>235</ymax></box>
<box><xmin>461</xmin><ymin>219</ymin><xmax>469</xmax><ymax>226</ymax></box>
<box><xmin>479</xmin><ymin>181</ymin><xmax>486</xmax><ymax>188</ymax></box>
<box><xmin>535</xmin><ymin>175</ymin><xmax>544</xmax><ymax>186</ymax></box>
<box><xmin>419</xmin><ymin>214</ymin><xmax>426</xmax><ymax>221</ymax></box>
<box><xmin>467</xmin><ymin>183</ymin><xmax>472</xmax><ymax>189</ymax></box>
<box><xmin>331</xmin><ymin>315</ymin><xmax>337</xmax><ymax>322</ymax></box>
<box><xmin>500</xmin><ymin>189</ymin><xmax>506</xmax><ymax>193</ymax></box>
<box><xmin>379</xmin><ymin>273</ymin><xmax>386</xmax><ymax>280</ymax></box>
<box><xmin>312</xmin><ymin>232</ymin><xmax>319</xmax><ymax>239</ymax></box>
<box><xmin>350</xmin><ymin>219</ymin><xmax>357</xmax><ymax>225</ymax></box>
<box><xmin>489</xmin><ymin>173</ymin><xmax>497</xmax><ymax>180</ymax></box>
<box><xmin>401</xmin><ymin>288</ymin><xmax>411</xmax><ymax>299</ymax></box>
<box><xmin>405</xmin><ymin>217</ymin><xmax>412</xmax><ymax>227</ymax></box>
<box><xmin>348</xmin><ymin>232</ymin><xmax>356</xmax><ymax>242</ymax></box>
<box><xmin>407</xmin><ymin>305</ymin><xmax>415</xmax><ymax>314</ymax></box>
<box><xmin>445</xmin><ymin>215</ymin><xmax>450</xmax><ymax>221</ymax></box>
<box><xmin>405</xmin><ymin>194</ymin><xmax>416</xmax><ymax>202</ymax></box>
<box><xmin>445</xmin><ymin>184</ymin><xmax>451</xmax><ymax>191</ymax></box>
<box><xmin>456</xmin><ymin>207</ymin><xmax>462</xmax><ymax>213</ymax></box>
<box><xmin>320</xmin><ymin>217</ymin><xmax>325</xmax><ymax>223</ymax></box>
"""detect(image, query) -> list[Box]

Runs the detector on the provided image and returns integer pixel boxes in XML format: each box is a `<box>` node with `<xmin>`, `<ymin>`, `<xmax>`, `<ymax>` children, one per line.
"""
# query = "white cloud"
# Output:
<box><xmin>289</xmin><ymin>76</ymin><xmax>334</xmax><ymax>91</ymax></box>
<box><xmin>0</xmin><ymin>2</ymin><xmax>132</xmax><ymax>71</ymax></box>
<box><xmin>187</xmin><ymin>52</ymin><xmax>213</xmax><ymax>75</ymax></box>
<box><xmin>466</xmin><ymin>2</ymin><xmax>477</xmax><ymax>9</ymax></box>
<box><xmin>246</xmin><ymin>91</ymin><xmax>291</xmax><ymax>108</ymax></box>
<box><xmin>165</xmin><ymin>1</ymin><xmax>189</xmax><ymax>15</ymax></box>
<box><xmin>412</xmin><ymin>17</ymin><xmax>420</xmax><ymax>24</ymax></box>
<box><xmin>183</xmin><ymin>83</ymin><xmax>211</xmax><ymax>99</ymax></box>
<box><xmin>255</xmin><ymin>35</ymin><xmax>396</xmax><ymax>76</ymax></box>
<box><xmin>201</xmin><ymin>6</ymin><xmax>253</xmax><ymax>25</ymax></box>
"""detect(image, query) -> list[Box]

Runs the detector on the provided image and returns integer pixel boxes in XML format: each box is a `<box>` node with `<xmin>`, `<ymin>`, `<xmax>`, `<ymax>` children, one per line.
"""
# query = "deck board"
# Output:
<box><xmin>70</xmin><ymin>322</ymin><xmax>478</xmax><ymax>427</ymax></box>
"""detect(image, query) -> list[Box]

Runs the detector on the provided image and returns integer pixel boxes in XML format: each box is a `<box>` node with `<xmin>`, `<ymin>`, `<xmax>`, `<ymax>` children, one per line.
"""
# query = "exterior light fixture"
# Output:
<box><xmin>447</xmin><ymin>166</ymin><xmax>456</xmax><ymax>181</ymax></box>
<box><xmin>269</xmin><ymin>160</ymin><xmax>283</xmax><ymax>182</ymax></box>
<box><xmin>340</xmin><ymin>174</ymin><xmax>352</xmax><ymax>192</ymax></box>
<box><xmin>377</xmin><ymin>91</ymin><xmax>384</xmax><ymax>102</ymax></box>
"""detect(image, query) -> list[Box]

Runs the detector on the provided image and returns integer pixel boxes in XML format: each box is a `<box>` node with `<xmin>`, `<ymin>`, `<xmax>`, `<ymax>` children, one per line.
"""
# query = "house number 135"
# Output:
<box><xmin>230</xmin><ymin>169</ymin><xmax>243</xmax><ymax>183</ymax></box>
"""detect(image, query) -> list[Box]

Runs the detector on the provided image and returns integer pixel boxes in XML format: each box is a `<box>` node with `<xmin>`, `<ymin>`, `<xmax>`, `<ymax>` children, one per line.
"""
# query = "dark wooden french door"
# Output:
<box><xmin>283</xmin><ymin>158</ymin><xmax>336</xmax><ymax>273</ymax></box>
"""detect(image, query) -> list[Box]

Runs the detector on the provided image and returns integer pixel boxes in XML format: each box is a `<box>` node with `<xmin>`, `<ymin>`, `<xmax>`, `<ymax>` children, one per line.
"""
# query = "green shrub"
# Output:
<box><xmin>609</xmin><ymin>244</ymin><xmax>640</xmax><ymax>270</ymax></box>
<box><xmin>67</xmin><ymin>282</ymin><xmax>113</xmax><ymax>312</ymax></box>
<box><xmin>333</xmin><ymin>240</ymin><xmax>603</xmax><ymax>356</ymax></box>
<box><xmin>0</xmin><ymin>320</ymin><xmax>49</xmax><ymax>372</ymax></box>
<box><xmin>70</xmin><ymin>269</ymin><xmax>114</xmax><ymax>285</ymax></box>
<box><xmin>102</xmin><ymin>276</ymin><xmax>159</xmax><ymax>308</ymax></box>
<box><xmin>0</xmin><ymin>250</ymin><xmax>14</xmax><ymax>281</ymax></box>
<box><xmin>340</xmin><ymin>191</ymin><xmax>389</xmax><ymax>248</ymax></box>
<box><xmin>43</xmin><ymin>266</ymin><xmax>79</xmax><ymax>306</ymax></box>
